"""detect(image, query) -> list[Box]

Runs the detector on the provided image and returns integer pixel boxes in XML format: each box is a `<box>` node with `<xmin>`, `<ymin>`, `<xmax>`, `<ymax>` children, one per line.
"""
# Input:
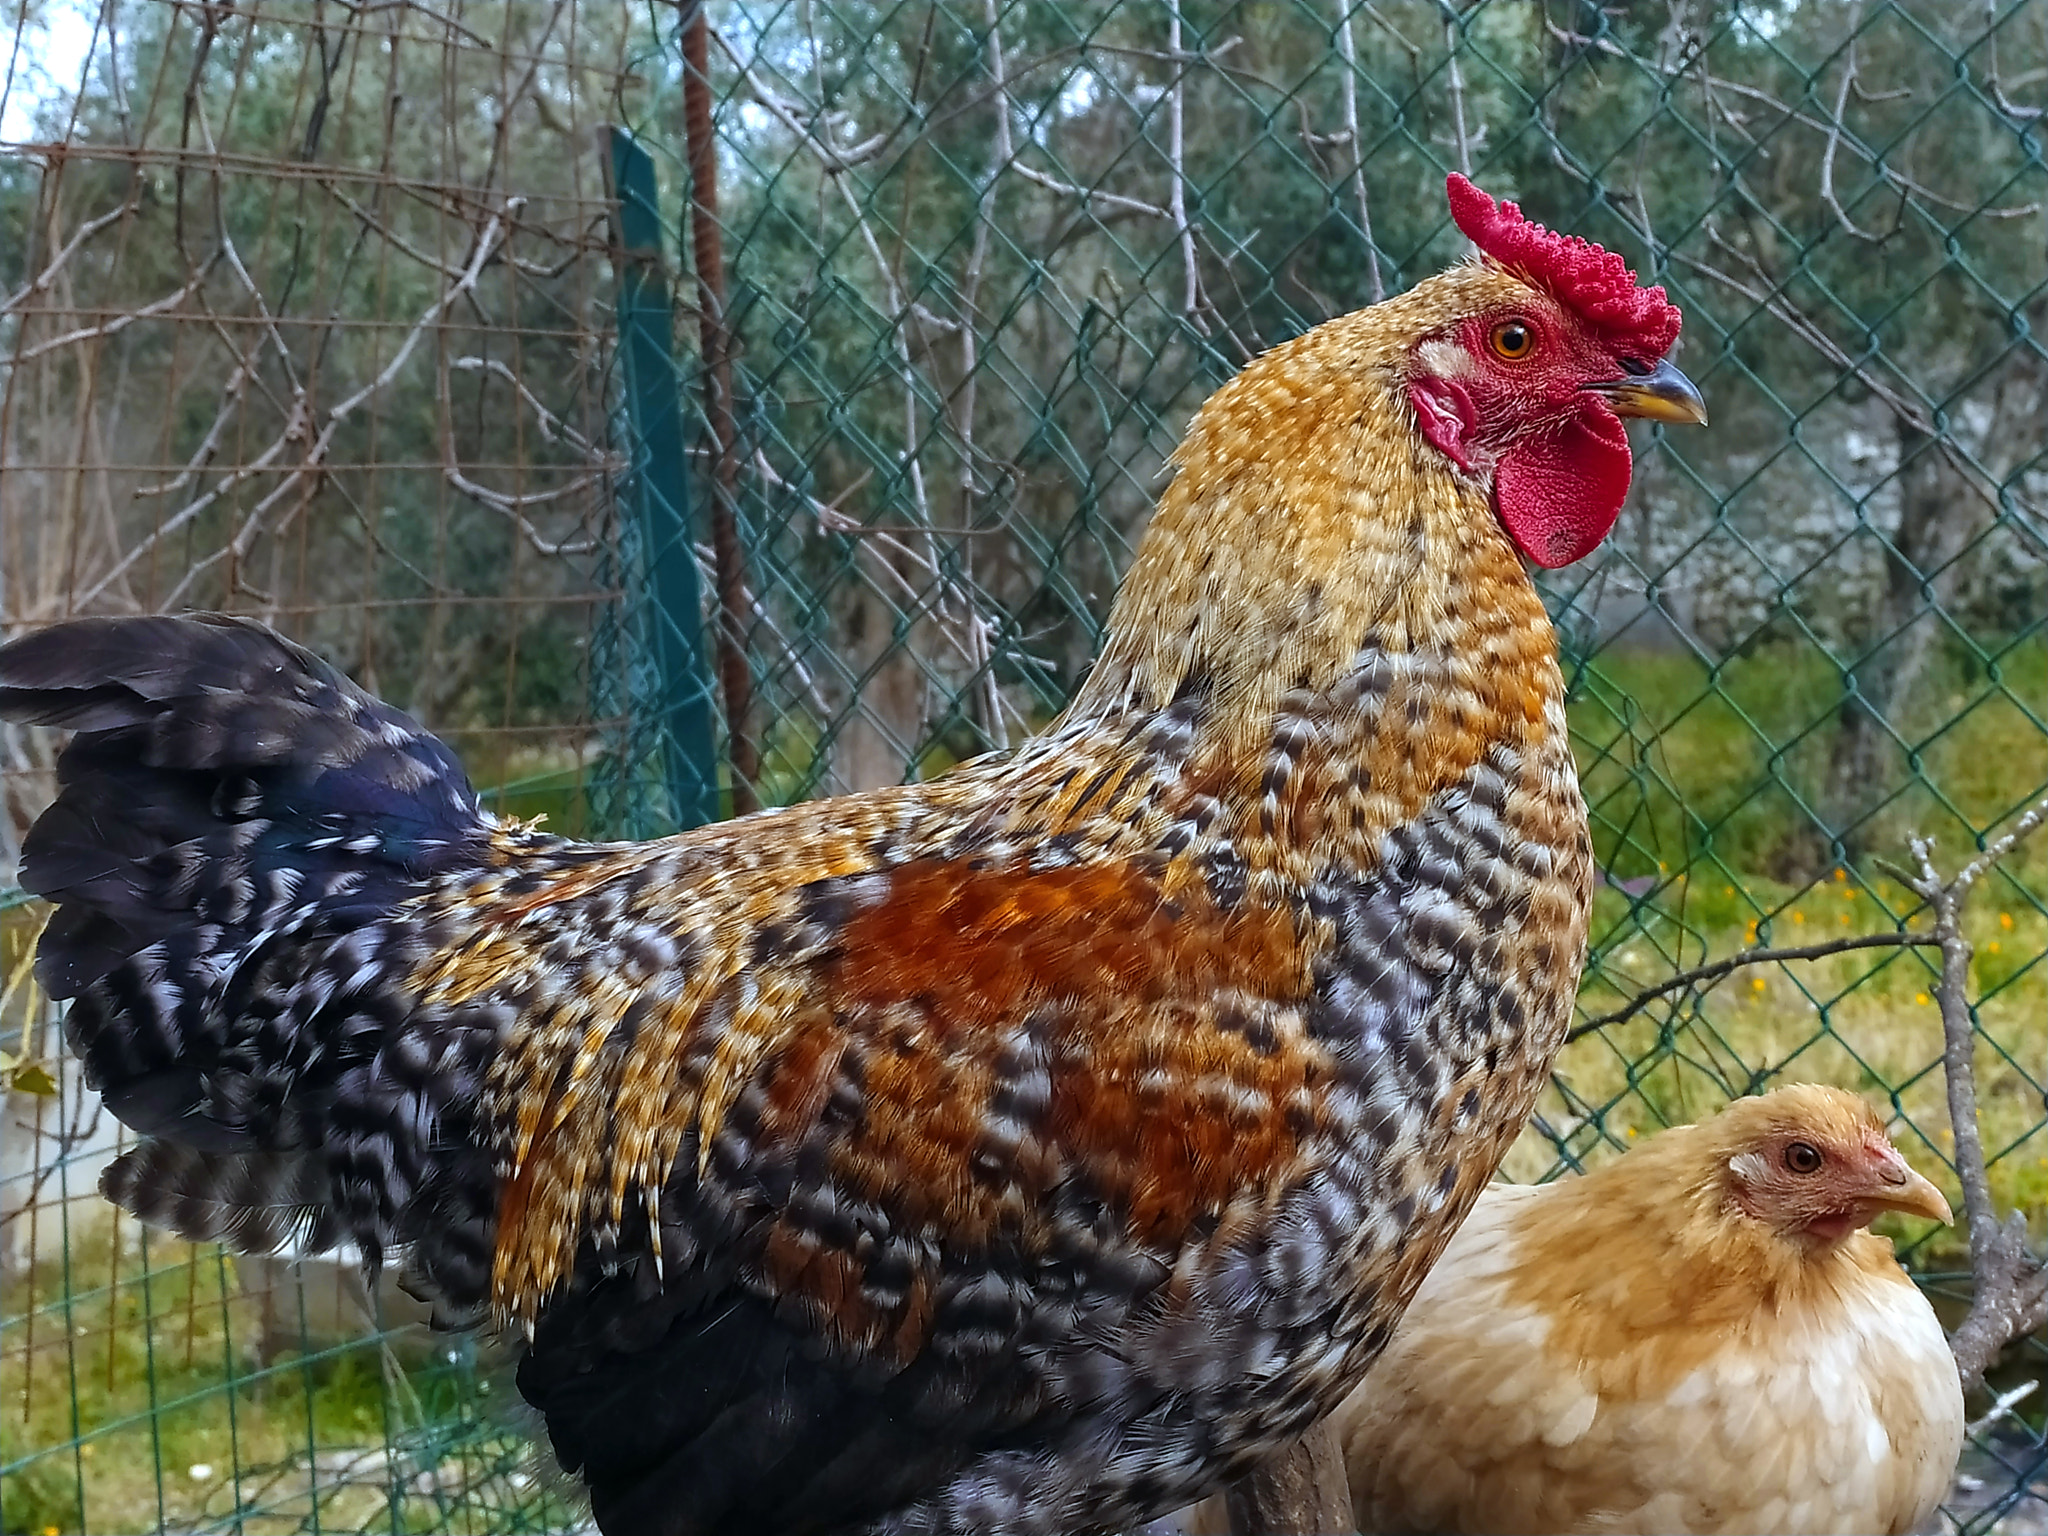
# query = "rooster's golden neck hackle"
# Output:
<box><xmin>0</xmin><ymin>176</ymin><xmax>1704</xmax><ymax>1536</ymax></box>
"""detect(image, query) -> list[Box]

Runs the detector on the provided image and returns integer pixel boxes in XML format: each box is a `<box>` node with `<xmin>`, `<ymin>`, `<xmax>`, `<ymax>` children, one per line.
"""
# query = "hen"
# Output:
<box><xmin>0</xmin><ymin>176</ymin><xmax>1704</xmax><ymax>1536</ymax></box>
<box><xmin>1322</xmin><ymin>1085</ymin><xmax>1963</xmax><ymax>1536</ymax></box>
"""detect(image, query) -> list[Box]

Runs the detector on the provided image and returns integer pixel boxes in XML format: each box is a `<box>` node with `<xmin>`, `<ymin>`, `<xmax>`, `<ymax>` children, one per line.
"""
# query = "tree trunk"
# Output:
<box><xmin>828</xmin><ymin>567</ymin><xmax>928</xmax><ymax>794</ymax></box>
<box><xmin>1820</xmin><ymin>416</ymin><xmax>1980</xmax><ymax>865</ymax></box>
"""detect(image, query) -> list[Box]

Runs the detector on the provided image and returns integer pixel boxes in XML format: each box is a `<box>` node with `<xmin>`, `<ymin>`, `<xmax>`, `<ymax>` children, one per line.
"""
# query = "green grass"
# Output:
<box><xmin>1569</xmin><ymin>637</ymin><xmax>2048</xmax><ymax>889</ymax></box>
<box><xmin>1</xmin><ymin>1236</ymin><xmax>572</xmax><ymax>1535</ymax></box>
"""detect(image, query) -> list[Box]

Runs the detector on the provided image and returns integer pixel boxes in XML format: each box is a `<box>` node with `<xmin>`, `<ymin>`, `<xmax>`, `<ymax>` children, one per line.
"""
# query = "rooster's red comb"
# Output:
<box><xmin>1446</xmin><ymin>174</ymin><xmax>1681</xmax><ymax>360</ymax></box>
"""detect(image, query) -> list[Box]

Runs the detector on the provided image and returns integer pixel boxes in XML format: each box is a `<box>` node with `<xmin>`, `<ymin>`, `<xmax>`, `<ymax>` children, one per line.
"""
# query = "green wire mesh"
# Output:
<box><xmin>2</xmin><ymin>0</ymin><xmax>2044</xmax><ymax>1531</ymax></box>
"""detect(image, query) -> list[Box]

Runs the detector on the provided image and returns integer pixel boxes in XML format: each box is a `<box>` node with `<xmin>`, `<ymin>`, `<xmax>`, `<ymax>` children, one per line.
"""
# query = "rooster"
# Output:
<box><xmin>1311</xmin><ymin>1085</ymin><xmax>1963</xmax><ymax>1536</ymax></box>
<box><xmin>0</xmin><ymin>176</ymin><xmax>1705</xmax><ymax>1536</ymax></box>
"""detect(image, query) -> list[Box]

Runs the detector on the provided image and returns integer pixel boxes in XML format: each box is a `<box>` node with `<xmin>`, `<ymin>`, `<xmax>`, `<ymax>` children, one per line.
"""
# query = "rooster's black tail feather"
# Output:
<box><xmin>0</xmin><ymin>615</ymin><xmax>493</xmax><ymax>1277</ymax></box>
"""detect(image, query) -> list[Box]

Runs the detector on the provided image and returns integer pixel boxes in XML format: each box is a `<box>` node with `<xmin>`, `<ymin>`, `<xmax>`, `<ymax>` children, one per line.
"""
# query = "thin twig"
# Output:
<box><xmin>1441</xmin><ymin>2</ymin><xmax>1472</xmax><ymax>178</ymax></box>
<box><xmin>448</xmin><ymin>356</ymin><xmax>596</xmax><ymax>453</ymax></box>
<box><xmin>790</xmin><ymin>51</ymin><xmax>1010</xmax><ymax>752</ymax></box>
<box><xmin>1948</xmin><ymin>793</ymin><xmax>2048</xmax><ymax>895</ymax></box>
<box><xmin>1982</xmin><ymin>0</ymin><xmax>2045</xmax><ymax>122</ymax></box>
<box><xmin>707</xmin><ymin>24</ymin><xmax>893</xmax><ymax>172</ymax></box>
<box><xmin>12</xmin><ymin>260</ymin><xmax>218</xmax><ymax>363</ymax></box>
<box><xmin>1330</xmin><ymin>0</ymin><xmax>1382</xmax><ymax>302</ymax></box>
<box><xmin>325</xmin><ymin>203</ymin><xmax>513</xmax><ymax>422</ymax></box>
<box><xmin>1592</xmin><ymin>41</ymin><xmax>2042</xmax><ymax>218</ymax></box>
<box><xmin>128</xmin><ymin>348</ymin><xmax>260</xmax><ymax>499</ymax></box>
<box><xmin>351</xmin><ymin>0</ymin><xmax>495</xmax><ymax>49</ymax></box>
<box><xmin>953</xmin><ymin>0</ymin><xmax>1012</xmax><ymax>741</ymax></box>
<box><xmin>192</xmin><ymin>90</ymin><xmax>305</xmax><ymax>398</ymax></box>
<box><xmin>71</xmin><ymin>394</ymin><xmax>306</xmax><ymax>611</ymax></box>
<box><xmin>1817</xmin><ymin>30</ymin><xmax>1879</xmax><ymax>242</ymax></box>
<box><xmin>754</xmin><ymin>452</ymin><xmax>1005</xmax><ymax>687</ymax></box>
<box><xmin>1966</xmin><ymin>1379</ymin><xmax>2038</xmax><ymax>1438</ymax></box>
<box><xmin>437</xmin><ymin>354</ymin><xmax>606</xmax><ymax>556</ymax></box>
<box><xmin>1565</xmin><ymin>931</ymin><xmax>1938</xmax><ymax>1041</ymax></box>
<box><xmin>1009</xmin><ymin>161</ymin><xmax>1172</xmax><ymax>221</ymax></box>
<box><xmin>0</xmin><ymin>192</ymin><xmax>141</xmax><ymax>321</ymax></box>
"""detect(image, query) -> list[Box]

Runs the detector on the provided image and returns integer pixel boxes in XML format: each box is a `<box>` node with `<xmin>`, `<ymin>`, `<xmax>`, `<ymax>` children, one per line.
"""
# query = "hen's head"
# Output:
<box><xmin>1404</xmin><ymin>175</ymin><xmax>1707</xmax><ymax>567</ymax></box>
<box><xmin>1705</xmin><ymin>1084</ymin><xmax>1951</xmax><ymax>1247</ymax></box>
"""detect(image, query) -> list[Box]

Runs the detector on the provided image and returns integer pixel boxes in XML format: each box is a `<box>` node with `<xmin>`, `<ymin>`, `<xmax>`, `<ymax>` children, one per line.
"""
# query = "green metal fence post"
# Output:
<box><xmin>602</xmin><ymin>124</ymin><xmax>722</xmax><ymax>831</ymax></box>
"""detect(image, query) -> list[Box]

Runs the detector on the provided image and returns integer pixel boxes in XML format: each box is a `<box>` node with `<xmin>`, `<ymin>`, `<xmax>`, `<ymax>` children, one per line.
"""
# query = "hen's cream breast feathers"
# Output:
<box><xmin>1332</xmin><ymin>1100</ymin><xmax>1962</xmax><ymax>1536</ymax></box>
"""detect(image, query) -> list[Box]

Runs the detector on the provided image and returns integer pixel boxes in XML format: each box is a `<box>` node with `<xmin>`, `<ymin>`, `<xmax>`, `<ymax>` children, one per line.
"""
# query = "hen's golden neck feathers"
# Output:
<box><xmin>1067</xmin><ymin>267</ymin><xmax>1553</xmax><ymax>734</ymax></box>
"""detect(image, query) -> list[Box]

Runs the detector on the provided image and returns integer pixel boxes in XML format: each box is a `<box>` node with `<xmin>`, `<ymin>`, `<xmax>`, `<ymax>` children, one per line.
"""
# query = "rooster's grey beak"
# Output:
<box><xmin>1587</xmin><ymin>358</ymin><xmax>1709</xmax><ymax>427</ymax></box>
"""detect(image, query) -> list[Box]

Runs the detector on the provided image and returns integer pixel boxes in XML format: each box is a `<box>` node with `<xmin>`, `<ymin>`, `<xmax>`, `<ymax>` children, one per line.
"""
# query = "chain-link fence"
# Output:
<box><xmin>2</xmin><ymin>0</ymin><xmax>2044</xmax><ymax>1531</ymax></box>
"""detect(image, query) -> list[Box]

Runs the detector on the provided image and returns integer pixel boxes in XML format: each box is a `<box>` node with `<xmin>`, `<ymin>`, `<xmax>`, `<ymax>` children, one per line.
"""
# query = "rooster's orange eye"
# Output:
<box><xmin>1784</xmin><ymin>1142</ymin><xmax>1823</xmax><ymax>1174</ymax></box>
<box><xmin>1490</xmin><ymin>320</ymin><xmax>1536</xmax><ymax>361</ymax></box>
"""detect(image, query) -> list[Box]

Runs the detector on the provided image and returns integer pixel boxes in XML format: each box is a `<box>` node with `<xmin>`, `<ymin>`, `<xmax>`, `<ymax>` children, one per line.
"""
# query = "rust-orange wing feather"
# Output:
<box><xmin>442</xmin><ymin>739</ymin><xmax>1315</xmax><ymax>1333</ymax></box>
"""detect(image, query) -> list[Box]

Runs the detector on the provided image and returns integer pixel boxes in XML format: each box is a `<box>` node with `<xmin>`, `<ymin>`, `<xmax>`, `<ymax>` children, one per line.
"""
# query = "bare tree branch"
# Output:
<box><xmin>1330</xmin><ymin>0</ymin><xmax>1383</xmax><ymax>303</ymax></box>
<box><xmin>1566</xmin><ymin>931</ymin><xmax>1940</xmax><ymax>1042</ymax></box>
<box><xmin>72</xmin><ymin>202</ymin><xmax>515</xmax><ymax>612</ymax></box>
<box><xmin>1903</xmin><ymin>796</ymin><xmax>2048</xmax><ymax>1395</ymax></box>
<box><xmin>1166</xmin><ymin>0</ymin><xmax>1207</xmax><ymax>333</ymax></box>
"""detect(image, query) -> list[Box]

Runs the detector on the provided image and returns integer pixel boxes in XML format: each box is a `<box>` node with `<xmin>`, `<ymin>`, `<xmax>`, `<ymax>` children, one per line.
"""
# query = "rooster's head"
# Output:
<box><xmin>1074</xmin><ymin>174</ymin><xmax>1708</xmax><ymax>727</ymax></box>
<box><xmin>1403</xmin><ymin>175</ymin><xmax>1707</xmax><ymax>567</ymax></box>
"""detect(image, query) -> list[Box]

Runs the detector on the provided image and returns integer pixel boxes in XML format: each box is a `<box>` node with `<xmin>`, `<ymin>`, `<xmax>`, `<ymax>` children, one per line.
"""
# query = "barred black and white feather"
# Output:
<box><xmin>0</xmin><ymin>614</ymin><xmax>496</xmax><ymax>1285</ymax></box>
<box><xmin>99</xmin><ymin>1141</ymin><xmax>345</xmax><ymax>1254</ymax></box>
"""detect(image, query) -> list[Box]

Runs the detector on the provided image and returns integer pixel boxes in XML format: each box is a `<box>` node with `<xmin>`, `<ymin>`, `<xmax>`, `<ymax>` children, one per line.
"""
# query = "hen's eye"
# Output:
<box><xmin>1784</xmin><ymin>1141</ymin><xmax>1824</xmax><ymax>1174</ymax></box>
<box><xmin>1490</xmin><ymin>320</ymin><xmax>1535</xmax><ymax>361</ymax></box>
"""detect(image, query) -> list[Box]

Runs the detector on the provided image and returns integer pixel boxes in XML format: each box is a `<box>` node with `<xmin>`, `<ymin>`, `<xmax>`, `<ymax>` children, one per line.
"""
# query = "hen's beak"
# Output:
<box><xmin>1866</xmin><ymin>1154</ymin><xmax>1953</xmax><ymax>1226</ymax></box>
<box><xmin>1586</xmin><ymin>358</ymin><xmax>1709</xmax><ymax>427</ymax></box>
